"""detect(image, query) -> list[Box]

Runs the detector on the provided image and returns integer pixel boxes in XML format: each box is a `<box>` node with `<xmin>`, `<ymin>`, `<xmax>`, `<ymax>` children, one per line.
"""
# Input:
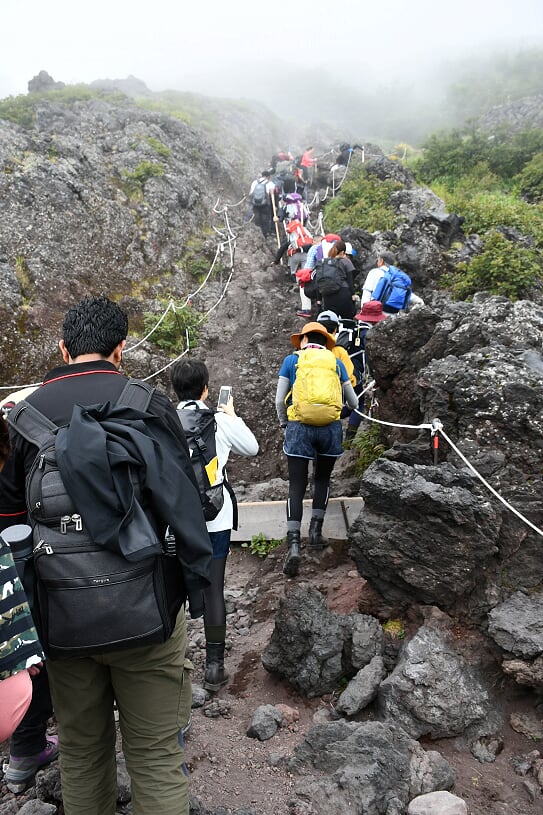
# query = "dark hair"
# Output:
<box><xmin>330</xmin><ymin>239</ymin><xmax>346</xmax><ymax>257</ymax></box>
<box><xmin>170</xmin><ymin>359</ymin><xmax>209</xmax><ymax>401</ymax></box>
<box><xmin>318</xmin><ymin>320</ymin><xmax>338</xmax><ymax>335</ymax></box>
<box><xmin>0</xmin><ymin>414</ymin><xmax>10</xmax><ymax>468</ymax></box>
<box><xmin>305</xmin><ymin>331</ymin><xmax>326</xmax><ymax>346</ymax></box>
<box><xmin>62</xmin><ymin>296</ymin><xmax>128</xmax><ymax>359</ymax></box>
<box><xmin>379</xmin><ymin>251</ymin><xmax>395</xmax><ymax>266</ymax></box>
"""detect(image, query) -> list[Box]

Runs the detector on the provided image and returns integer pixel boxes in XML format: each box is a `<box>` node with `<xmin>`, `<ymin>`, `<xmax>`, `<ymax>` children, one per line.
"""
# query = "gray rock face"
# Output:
<box><xmin>377</xmin><ymin>625</ymin><xmax>499</xmax><ymax>741</ymax></box>
<box><xmin>407</xmin><ymin>790</ymin><xmax>467</xmax><ymax>815</ymax></box>
<box><xmin>289</xmin><ymin>720</ymin><xmax>454</xmax><ymax>815</ymax></box>
<box><xmin>336</xmin><ymin>655</ymin><xmax>386</xmax><ymax>716</ymax></box>
<box><xmin>488</xmin><ymin>591</ymin><xmax>543</xmax><ymax>658</ymax></box>
<box><xmin>261</xmin><ymin>587</ymin><xmax>382</xmax><ymax>697</ymax></box>
<box><xmin>349</xmin><ymin>460</ymin><xmax>500</xmax><ymax>618</ymax></box>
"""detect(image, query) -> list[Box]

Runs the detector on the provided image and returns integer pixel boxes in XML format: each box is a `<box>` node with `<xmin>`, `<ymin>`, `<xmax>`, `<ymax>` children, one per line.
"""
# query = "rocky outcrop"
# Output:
<box><xmin>478</xmin><ymin>95</ymin><xmax>543</xmax><ymax>133</ymax></box>
<box><xmin>261</xmin><ymin>587</ymin><xmax>382</xmax><ymax>697</ymax></box>
<box><xmin>288</xmin><ymin>720</ymin><xmax>455</xmax><ymax>815</ymax></box>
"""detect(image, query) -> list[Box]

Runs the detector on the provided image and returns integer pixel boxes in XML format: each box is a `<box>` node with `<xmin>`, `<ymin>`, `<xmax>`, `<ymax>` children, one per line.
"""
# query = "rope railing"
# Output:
<box><xmin>352</xmin><ymin>385</ymin><xmax>543</xmax><ymax>538</ymax></box>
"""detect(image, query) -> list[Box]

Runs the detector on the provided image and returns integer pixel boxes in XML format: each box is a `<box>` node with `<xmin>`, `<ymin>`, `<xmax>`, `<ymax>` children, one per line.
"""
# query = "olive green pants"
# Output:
<box><xmin>47</xmin><ymin>609</ymin><xmax>190</xmax><ymax>815</ymax></box>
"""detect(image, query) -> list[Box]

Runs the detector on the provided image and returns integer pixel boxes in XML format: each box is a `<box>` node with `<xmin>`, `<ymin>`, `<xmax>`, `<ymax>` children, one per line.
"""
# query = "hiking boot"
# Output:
<box><xmin>295</xmin><ymin>309</ymin><xmax>312</xmax><ymax>319</ymax></box>
<box><xmin>5</xmin><ymin>736</ymin><xmax>59</xmax><ymax>793</ymax></box>
<box><xmin>308</xmin><ymin>517</ymin><xmax>327</xmax><ymax>550</ymax></box>
<box><xmin>204</xmin><ymin>642</ymin><xmax>229</xmax><ymax>693</ymax></box>
<box><xmin>282</xmin><ymin>530</ymin><xmax>301</xmax><ymax>577</ymax></box>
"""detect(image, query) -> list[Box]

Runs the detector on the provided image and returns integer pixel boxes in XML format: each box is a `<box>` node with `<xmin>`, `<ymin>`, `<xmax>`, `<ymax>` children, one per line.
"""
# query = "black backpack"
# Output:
<box><xmin>315</xmin><ymin>257</ymin><xmax>346</xmax><ymax>296</ymax></box>
<box><xmin>177</xmin><ymin>403</ymin><xmax>224</xmax><ymax>522</ymax></box>
<box><xmin>8</xmin><ymin>379</ymin><xmax>185</xmax><ymax>659</ymax></box>
<box><xmin>336</xmin><ymin>319</ymin><xmax>371</xmax><ymax>384</ymax></box>
<box><xmin>251</xmin><ymin>180</ymin><xmax>269</xmax><ymax>208</ymax></box>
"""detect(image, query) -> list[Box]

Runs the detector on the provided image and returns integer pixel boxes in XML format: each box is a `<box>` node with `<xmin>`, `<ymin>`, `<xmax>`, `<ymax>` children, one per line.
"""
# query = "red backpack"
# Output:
<box><xmin>286</xmin><ymin>220</ymin><xmax>312</xmax><ymax>254</ymax></box>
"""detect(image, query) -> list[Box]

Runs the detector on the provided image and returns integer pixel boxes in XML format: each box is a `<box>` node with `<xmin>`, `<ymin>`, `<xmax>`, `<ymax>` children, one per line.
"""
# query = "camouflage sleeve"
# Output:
<box><xmin>0</xmin><ymin>536</ymin><xmax>44</xmax><ymax>679</ymax></box>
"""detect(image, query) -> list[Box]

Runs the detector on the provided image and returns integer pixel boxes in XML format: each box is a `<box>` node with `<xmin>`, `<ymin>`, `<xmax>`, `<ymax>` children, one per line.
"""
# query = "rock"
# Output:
<box><xmin>288</xmin><ymin>720</ymin><xmax>454</xmax><ymax>815</ymax></box>
<box><xmin>116</xmin><ymin>755</ymin><xmax>131</xmax><ymax>803</ymax></box>
<box><xmin>261</xmin><ymin>587</ymin><xmax>382</xmax><ymax>697</ymax></box>
<box><xmin>246</xmin><ymin>705</ymin><xmax>283</xmax><ymax>741</ymax></box>
<box><xmin>191</xmin><ymin>685</ymin><xmax>208</xmax><ymax>708</ymax></box>
<box><xmin>407</xmin><ymin>790</ymin><xmax>467</xmax><ymax>814</ymax></box>
<box><xmin>510</xmin><ymin>712</ymin><xmax>543</xmax><ymax>740</ymax></box>
<box><xmin>275</xmin><ymin>704</ymin><xmax>300</xmax><ymax>726</ymax></box>
<box><xmin>18</xmin><ymin>802</ymin><xmax>58</xmax><ymax>814</ymax></box>
<box><xmin>336</xmin><ymin>655</ymin><xmax>386</xmax><ymax>716</ymax></box>
<box><xmin>488</xmin><ymin>592</ymin><xmax>543</xmax><ymax>658</ymax></box>
<box><xmin>350</xmin><ymin>460</ymin><xmax>500</xmax><ymax>618</ymax></box>
<box><xmin>378</xmin><ymin>621</ymin><xmax>499</xmax><ymax>741</ymax></box>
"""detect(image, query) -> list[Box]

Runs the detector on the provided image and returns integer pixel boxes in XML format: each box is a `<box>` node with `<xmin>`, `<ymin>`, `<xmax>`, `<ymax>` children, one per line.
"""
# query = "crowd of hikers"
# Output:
<box><xmin>0</xmin><ymin>142</ymin><xmax>425</xmax><ymax>814</ymax></box>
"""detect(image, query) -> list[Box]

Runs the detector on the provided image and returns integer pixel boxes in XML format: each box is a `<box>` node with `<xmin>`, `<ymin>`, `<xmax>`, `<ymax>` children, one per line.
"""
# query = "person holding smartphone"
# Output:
<box><xmin>171</xmin><ymin>360</ymin><xmax>259</xmax><ymax>691</ymax></box>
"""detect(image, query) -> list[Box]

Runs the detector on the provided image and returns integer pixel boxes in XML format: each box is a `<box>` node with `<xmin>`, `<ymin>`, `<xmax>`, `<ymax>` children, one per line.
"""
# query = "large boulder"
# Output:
<box><xmin>288</xmin><ymin>720</ymin><xmax>455</xmax><ymax>815</ymax></box>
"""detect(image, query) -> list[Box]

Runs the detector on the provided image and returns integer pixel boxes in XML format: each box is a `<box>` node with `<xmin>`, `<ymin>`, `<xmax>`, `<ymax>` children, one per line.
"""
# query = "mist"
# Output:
<box><xmin>1</xmin><ymin>0</ymin><xmax>543</xmax><ymax>144</ymax></box>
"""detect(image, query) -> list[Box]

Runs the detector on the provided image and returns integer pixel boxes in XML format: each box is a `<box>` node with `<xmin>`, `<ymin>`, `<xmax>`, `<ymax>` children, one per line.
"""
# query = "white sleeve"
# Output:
<box><xmin>215</xmin><ymin>413</ymin><xmax>259</xmax><ymax>457</ymax></box>
<box><xmin>362</xmin><ymin>268</ymin><xmax>383</xmax><ymax>303</ymax></box>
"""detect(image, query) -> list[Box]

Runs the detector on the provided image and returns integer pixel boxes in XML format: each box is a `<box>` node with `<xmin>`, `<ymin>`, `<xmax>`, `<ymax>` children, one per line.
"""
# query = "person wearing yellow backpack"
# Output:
<box><xmin>275</xmin><ymin>322</ymin><xmax>358</xmax><ymax>577</ymax></box>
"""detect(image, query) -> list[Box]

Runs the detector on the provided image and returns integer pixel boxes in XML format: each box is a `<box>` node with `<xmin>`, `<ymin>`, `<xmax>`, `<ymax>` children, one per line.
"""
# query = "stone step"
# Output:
<box><xmin>231</xmin><ymin>497</ymin><xmax>364</xmax><ymax>542</ymax></box>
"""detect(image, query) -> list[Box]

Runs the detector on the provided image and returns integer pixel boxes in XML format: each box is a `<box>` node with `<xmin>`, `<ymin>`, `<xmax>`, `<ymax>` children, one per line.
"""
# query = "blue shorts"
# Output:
<box><xmin>208</xmin><ymin>529</ymin><xmax>231</xmax><ymax>559</ymax></box>
<box><xmin>283</xmin><ymin>420</ymin><xmax>343</xmax><ymax>459</ymax></box>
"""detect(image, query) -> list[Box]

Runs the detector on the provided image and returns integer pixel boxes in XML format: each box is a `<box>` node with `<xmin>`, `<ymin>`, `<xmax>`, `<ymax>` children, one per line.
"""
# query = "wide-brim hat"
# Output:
<box><xmin>355</xmin><ymin>301</ymin><xmax>388</xmax><ymax>323</ymax></box>
<box><xmin>290</xmin><ymin>321</ymin><xmax>336</xmax><ymax>350</ymax></box>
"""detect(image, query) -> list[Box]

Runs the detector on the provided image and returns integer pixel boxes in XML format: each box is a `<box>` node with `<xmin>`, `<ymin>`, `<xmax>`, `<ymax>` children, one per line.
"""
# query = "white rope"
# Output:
<box><xmin>213</xmin><ymin>194</ymin><xmax>248</xmax><ymax>213</ymax></box>
<box><xmin>140</xmin><ymin>331</ymin><xmax>191</xmax><ymax>381</ymax></box>
<box><xmin>438</xmin><ymin>424</ymin><xmax>543</xmax><ymax>538</ymax></box>
<box><xmin>124</xmin><ymin>299</ymin><xmax>175</xmax><ymax>353</ymax></box>
<box><xmin>0</xmin><ymin>381</ymin><xmax>43</xmax><ymax>392</ymax></box>
<box><xmin>353</xmin><ymin>386</ymin><xmax>543</xmax><ymax>538</ymax></box>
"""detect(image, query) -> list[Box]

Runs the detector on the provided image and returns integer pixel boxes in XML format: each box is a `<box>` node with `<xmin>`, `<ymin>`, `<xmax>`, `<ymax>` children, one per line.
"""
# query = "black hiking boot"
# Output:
<box><xmin>308</xmin><ymin>517</ymin><xmax>327</xmax><ymax>550</ymax></box>
<box><xmin>282</xmin><ymin>530</ymin><xmax>301</xmax><ymax>577</ymax></box>
<box><xmin>204</xmin><ymin>642</ymin><xmax>229</xmax><ymax>693</ymax></box>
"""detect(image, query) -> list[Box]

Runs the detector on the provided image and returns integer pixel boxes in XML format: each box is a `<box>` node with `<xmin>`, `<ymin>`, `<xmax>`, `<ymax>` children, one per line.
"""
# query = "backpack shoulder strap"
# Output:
<box><xmin>8</xmin><ymin>400</ymin><xmax>58</xmax><ymax>449</ymax></box>
<box><xmin>116</xmin><ymin>378</ymin><xmax>155</xmax><ymax>411</ymax></box>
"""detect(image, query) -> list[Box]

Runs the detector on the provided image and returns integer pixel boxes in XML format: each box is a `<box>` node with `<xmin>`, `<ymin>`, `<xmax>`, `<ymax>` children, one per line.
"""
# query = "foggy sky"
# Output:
<box><xmin>1</xmin><ymin>0</ymin><xmax>543</xmax><ymax>107</ymax></box>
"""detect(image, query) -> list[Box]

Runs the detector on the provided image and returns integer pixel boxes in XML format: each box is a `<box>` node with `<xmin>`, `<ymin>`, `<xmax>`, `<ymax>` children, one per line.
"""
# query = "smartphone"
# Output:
<box><xmin>217</xmin><ymin>386</ymin><xmax>232</xmax><ymax>409</ymax></box>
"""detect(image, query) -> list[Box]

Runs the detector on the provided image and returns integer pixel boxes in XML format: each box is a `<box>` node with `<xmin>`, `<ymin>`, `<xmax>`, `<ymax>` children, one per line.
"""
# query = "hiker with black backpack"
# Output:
<box><xmin>314</xmin><ymin>239</ymin><xmax>358</xmax><ymax>320</ymax></box>
<box><xmin>171</xmin><ymin>360</ymin><xmax>258</xmax><ymax>695</ymax></box>
<box><xmin>275</xmin><ymin>322</ymin><xmax>358</xmax><ymax>578</ymax></box>
<box><xmin>1</xmin><ymin>296</ymin><xmax>213</xmax><ymax>815</ymax></box>
<box><xmin>249</xmin><ymin>169</ymin><xmax>276</xmax><ymax>238</ymax></box>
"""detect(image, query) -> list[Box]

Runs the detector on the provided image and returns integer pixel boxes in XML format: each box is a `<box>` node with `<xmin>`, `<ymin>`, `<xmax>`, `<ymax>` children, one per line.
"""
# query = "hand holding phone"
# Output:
<box><xmin>217</xmin><ymin>386</ymin><xmax>232</xmax><ymax>411</ymax></box>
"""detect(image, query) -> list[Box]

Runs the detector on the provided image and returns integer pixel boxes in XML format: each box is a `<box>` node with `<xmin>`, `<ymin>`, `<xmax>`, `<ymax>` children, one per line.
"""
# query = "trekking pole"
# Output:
<box><xmin>271</xmin><ymin>193</ymin><xmax>281</xmax><ymax>250</ymax></box>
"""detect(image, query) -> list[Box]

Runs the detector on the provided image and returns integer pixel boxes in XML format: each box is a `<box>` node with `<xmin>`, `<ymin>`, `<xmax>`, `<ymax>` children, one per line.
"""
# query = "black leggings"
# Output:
<box><xmin>287</xmin><ymin>455</ymin><xmax>336</xmax><ymax>522</ymax></box>
<box><xmin>203</xmin><ymin>557</ymin><xmax>227</xmax><ymax>639</ymax></box>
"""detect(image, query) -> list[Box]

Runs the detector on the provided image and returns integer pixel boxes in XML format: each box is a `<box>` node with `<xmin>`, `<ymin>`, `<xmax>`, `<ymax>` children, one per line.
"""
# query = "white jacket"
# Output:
<box><xmin>177</xmin><ymin>400</ymin><xmax>259</xmax><ymax>533</ymax></box>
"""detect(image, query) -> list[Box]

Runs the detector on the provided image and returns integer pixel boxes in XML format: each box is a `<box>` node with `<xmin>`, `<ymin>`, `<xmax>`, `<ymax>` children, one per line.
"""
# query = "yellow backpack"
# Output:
<box><xmin>287</xmin><ymin>348</ymin><xmax>343</xmax><ymax>426</ymax></box>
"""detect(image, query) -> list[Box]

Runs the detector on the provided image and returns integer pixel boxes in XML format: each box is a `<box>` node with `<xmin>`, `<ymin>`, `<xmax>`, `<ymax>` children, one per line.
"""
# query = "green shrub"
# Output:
<box><xmin>324</xmin><ymin>165</ymin><xmax>402</xmax><ymax>233</ymax></box>
<box><xmin>0</xmin><ymin>86</ymin><xmax>128</xmax><ymax>128</ymax></box>
<box><xmin>145</xmin><ymin>137</ymin><xmax>171</xmax><ymax>158</ymax></box>
<box><xmin>442</xmin><ymin>230</ymin><xmax>541</xmax><ymax>300</ymax></box>
<box><xmin>352</xmin><ymin>423</ymin><xmax>386</xmax><ymax>476</ymax></box>
<box><xmin>515</xmin><ymin>152</ymin><xmax>543</xmax><ymax>203</ymax></box>
<box><xmin>241</xmin><ymin>533</ymin><xmax>282</xmax><ymax>558</ymax></box>
<box><xmin>142</xmin><ymin>301</ymin><xmax>202</xmax><ymax>355</ymax></box>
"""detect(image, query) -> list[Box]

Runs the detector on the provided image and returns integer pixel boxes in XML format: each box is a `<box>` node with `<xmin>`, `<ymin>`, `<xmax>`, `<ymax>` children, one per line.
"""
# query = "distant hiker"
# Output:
<box><xmin>249</xmin><ymin>170</ymin><xmax>276</xmax><ymax>238</ymax></box>
<box><xmin>275</xmin><ymin>322</ymin><xmax>358</xmax><ymax>577</ymax></box>
<box><xmin>295</xmin><ymin>234</ymin><xmax>342</xmax><ymax>318</ymax></box>
<box><xmin>274</xmin><ymin>218</ymin><xmax>313</xmax><ymax>271</ymax></box>
<box><xmin>361</xmin><ymin>252</ymin><xmax>424</xmax><ymax>313</ymax></box>
<box><xmin>270</xmin><ymin>150</ymin><xmax>293</xmax><ymax>172</ymax></box>
<box><xmin>315</xmin><ymin>239</ymin><xmax>358</xmax><ymax>320</ymax></box>
<box><xmin>316</xmin><ymin>310</ymin><xmax>357</xmax><ymax>387</ymax></box>
<box><xmin>1</xmin><ymin>296</ymin><xmax>212</xmax><ymax>815</ymax></box>
<box><xmin>171</xmin><ymin>360</ymin><xmax>258</xmax><ymax>694</ymax></box>
<box><xmin>344</xmin><ymin>299</ymin><xmax>389</xmax><ymax>442</ymax></box>
<box><xmin>298</xmin><ymin>147</ymin><xmax>316</xmax><ymax>183</ymax></box>
<box><xmin>330</xmin><ymin>142</ymin><xmax>363</xmax><ymax>172</ymax></box>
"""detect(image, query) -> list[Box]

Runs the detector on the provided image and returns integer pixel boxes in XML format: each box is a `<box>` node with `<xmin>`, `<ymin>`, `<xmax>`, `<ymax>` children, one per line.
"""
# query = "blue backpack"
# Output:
<box><xmin>372</xmin><ymin>265</ymin><xmax>412</xmax><ymax>312</ymax></box>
